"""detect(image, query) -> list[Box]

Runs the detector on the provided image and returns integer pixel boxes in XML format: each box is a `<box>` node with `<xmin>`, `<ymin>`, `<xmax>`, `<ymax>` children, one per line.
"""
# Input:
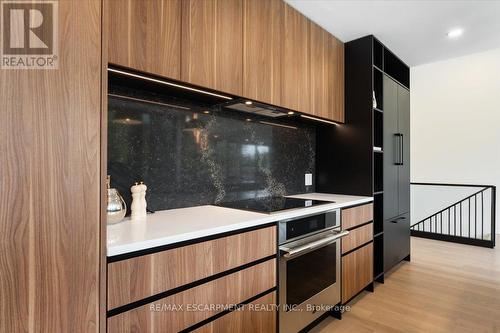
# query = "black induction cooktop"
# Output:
<box><xmin>217</xmin><ymin>196</ymin><xmax>332</xmax><ymax>214</ymax></box>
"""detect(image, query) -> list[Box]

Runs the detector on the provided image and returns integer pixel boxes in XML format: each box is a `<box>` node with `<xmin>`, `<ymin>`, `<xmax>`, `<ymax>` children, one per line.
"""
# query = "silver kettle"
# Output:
<box><xmin>107</xmin><ymin>175</ymin><xmax>126</xmax><ymax>224</ymax></box>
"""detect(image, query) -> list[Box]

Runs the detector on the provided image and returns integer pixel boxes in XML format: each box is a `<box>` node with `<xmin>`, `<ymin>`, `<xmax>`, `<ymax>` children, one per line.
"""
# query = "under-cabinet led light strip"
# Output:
<box><xmin>259</xmin><ymin>121</ymin><xmax>298</xmax><ymax>130</ymax></box>
<box><xmin>108</xmin><ymin>68</ymin><xmax>233</xmax><ymax>100</ymax></box>
<box><xmin>108</xmin><ymin>93</ymin><xmax>191</xmax><ymax>110</ymax></box>
<box><xmin>300</xmin><ymin>114</ymin><xmax>340</xmax><ymax>125</ymax></box>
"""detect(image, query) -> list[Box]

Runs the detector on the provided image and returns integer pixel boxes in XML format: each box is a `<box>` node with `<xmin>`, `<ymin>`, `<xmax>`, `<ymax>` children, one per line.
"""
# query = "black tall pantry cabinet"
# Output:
<box><xmin>383</xmin><ymin>76</ymin><xmax>410</xmax><ymax>272</ymax></box>
<box><xmin>317</xmin><ymin>35</ymin><xmax>410</xmax><ymax>284</ymax></box>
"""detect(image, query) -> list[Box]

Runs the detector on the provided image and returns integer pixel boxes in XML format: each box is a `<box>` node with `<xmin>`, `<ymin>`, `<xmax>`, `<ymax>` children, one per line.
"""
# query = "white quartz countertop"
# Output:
<box><xmin>107</xmin><ymin>193</ymin><xmax>372</xmax><ymax>257</ymax></box>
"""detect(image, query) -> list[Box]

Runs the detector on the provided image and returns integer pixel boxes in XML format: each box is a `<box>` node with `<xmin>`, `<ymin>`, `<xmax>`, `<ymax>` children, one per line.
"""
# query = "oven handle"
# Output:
<box><xmin>280</xmin><ymin>230</ymin><xmax>349</xmax><ymax>259</ymax></box>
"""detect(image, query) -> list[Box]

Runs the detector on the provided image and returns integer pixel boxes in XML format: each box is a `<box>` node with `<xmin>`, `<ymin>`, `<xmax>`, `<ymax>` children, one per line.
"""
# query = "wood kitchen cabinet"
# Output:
<box><xmin>108</xmin><ymin>260</ymin><xmax>276</xmax><ymax>333</ymax></box>
<box><xmin>242</xmin><ymin>0</ymin><xmax>284</xmax><ymax>106</ymax></box>
<box><xmin>341</xmin><ymin>203</ymin><xmax>374</xmax><ymax>304</ymax></box>
<box><xmin>342</xmin><ymin>243</ymin><xmax>373</xmax><ymax>303</ymax></box>
<box><xmin>106</xmin><ymin>0</ymin><xmax>344</xmax><ymax>122</ymax></box>
<box><xmin>282</xmin><ymin>3</ymin><xmax>311</xmax><ymax>113</ymax></box>
<box><xmin>107</xmin><ymin>0</ymin><xmax>182</xmax><ymax>79</ymax></box>
<box><xmin>309</xmin><ymin>21</ymin><xmax>327</xmax><ymax>117</ymax></box>
<box><xmin>181</xmin><ymin>0</ymin><xmax>243</xmax><ymax>95</ymax></box>
<box><xmin>192</xmin><ymin>292</ymin><xmax>277</xmax><ymax>333</ymax></box>
<box><xmin>107</xmin><ymin>225</ymin><xmax>277</xmax><ymax>332</ymax></box>
<box><xmin>107</xmin><ymin>226</ymin><xmax>276</xmax><ymax>310</ymax></box>
<box><xmin>325</xmin><ymin>34</ymin><xmax>345</xmax><ymax>122</ymax></box>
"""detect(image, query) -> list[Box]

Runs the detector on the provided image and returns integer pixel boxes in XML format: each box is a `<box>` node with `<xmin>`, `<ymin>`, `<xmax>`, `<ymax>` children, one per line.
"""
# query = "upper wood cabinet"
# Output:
<box><xmin>106</xmin><ymin>0</ymin><xmax>344</xmax><ymax>122</ymax></box>
<box><xmin>309</xmin><ymin>21</ymin><xmax>345</xmax><ymax>122</ymax></box>
<box><xmin>309</xmin><ymin>21</ymin><xmax>327</xmax><ymax>117</ymax></box>
<box><xmin>181</xmin><ymin>0</ymin><xmax>243</xmax><ymax>96</ymax></box>
<box><xmin>282</xmin><ymin>3</ymin><xmax>311</xmax><ymax>113</ymax></box>
<box><xmin>326</xmin><ymin>34</ymin><xmax>345</xmax><ymax>122</ymax></box>
<box><xmin>107</xmin><ymin>0</ymin><xmax>182</xmax><ymax>79</ymax></box>
<box><xmin>242</xmin><ymin>0</ymin><xmax>283</xmax><ymax>106</ymax></box>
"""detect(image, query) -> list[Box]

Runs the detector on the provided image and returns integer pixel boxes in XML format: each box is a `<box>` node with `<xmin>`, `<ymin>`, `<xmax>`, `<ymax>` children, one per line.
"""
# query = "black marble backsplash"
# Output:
<box><xmin>108</xmin><ymin>85</ymin><xmax>316</xmax><ymax>212</ymax></box>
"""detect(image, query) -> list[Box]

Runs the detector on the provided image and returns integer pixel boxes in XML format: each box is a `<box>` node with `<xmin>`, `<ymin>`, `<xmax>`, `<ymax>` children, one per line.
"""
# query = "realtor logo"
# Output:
<box><xmin>1</xmin><ymin>1</ymin><xmax>58</xmax><ymax>69</ymax></box>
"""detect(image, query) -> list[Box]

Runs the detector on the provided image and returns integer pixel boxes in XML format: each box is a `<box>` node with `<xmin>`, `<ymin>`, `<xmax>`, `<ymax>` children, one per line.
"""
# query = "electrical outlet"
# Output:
<box><xmin>305</xmin><ymin>173</ymin><xmax>313</xmax><ymax>186</ymax></box>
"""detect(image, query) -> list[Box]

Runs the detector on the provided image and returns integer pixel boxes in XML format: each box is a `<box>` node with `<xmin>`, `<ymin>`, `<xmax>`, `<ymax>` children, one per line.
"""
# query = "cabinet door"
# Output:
<box><xmin>342</xmin><ymin>243</ymin><xmax>373</xmax><ymax>303</ymax></box>
<box><xmin>243</xmin><ymin>0</ymin><xmax>283</xmax><ymax>106</ymax></box>
<box><xmin>192</xmin><ymin>292</ymin><xmax>276</xmax><ymax>333</ymax></box>
<box><xmin>383</xmin><ymin>213</ymin><xmax>410</xmax><ymax>272</ymax></box>
<box><xmin>181</xmin><ymin>0</ymin><xmax>243</xmax><ymax>95</ymax></box>
<box><xmin>309</xmin><ymin>22</ymin><xmax>327</xmax><ymax>117</ymax></box>
<box><xmin>398</xmin><ymin>85</ymin><xmax>410</xmax><ymax>215</ymax></box>
<box><xmin>108</xmin><ymin>0</ymin><xmax>181</xmax><ymax>79</ymax></box>
<box><xmin>325</xmin><ymin>34</ymin><xmax>345</xmax><ymax>123</ymax></box>
<box><xmin>383</xmin><ymin>76</ymin><xmax>399</xmax><ymax>220</ymax></box>
<box><xmin>282</xmin><ymin>3</ymin><xmax>310</xmax><ymax>113</ymax></box>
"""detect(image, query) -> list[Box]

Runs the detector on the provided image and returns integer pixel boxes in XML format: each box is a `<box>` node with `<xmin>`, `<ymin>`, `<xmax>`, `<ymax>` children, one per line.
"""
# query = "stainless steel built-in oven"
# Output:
<box><xmin>279</xmin><ymin>209</ymin><xmax>348</xmax><ymax>333</ymax></box>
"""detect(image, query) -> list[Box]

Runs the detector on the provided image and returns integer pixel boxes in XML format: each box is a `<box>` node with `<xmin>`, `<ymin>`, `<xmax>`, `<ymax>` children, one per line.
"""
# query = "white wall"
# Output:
<box><xmin>411</xmin><ymin>47</ymin><xmax>500</xmax><ymax>233</ymax></box>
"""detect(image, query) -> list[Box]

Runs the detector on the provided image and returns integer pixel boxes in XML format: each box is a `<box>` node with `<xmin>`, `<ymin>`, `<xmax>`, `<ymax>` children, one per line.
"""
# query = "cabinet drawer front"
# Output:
<box><xmin>108</xmin><ymin>226</ymin><xmax>276</xmax><ymax>310</ymax></box>
<box><xmin>342</xmin><ymin>243</ymin><xmax>373</xmax><ymax>303</ymax></box>
<box><xmin>107</xmin><ymin>259</ymin><xmax>276</xmax><ymax>333</ymax></box>
<box><xmin>341</xmin><ymin>223</ymin><xmax>373</xmax><ymax>254</ymax></box>
<box><xmin>192</xmin><ymin>292</ymin><xmax>276</xmax><ymax>333</ymax></box>
<box><xmin>342</xmin><ymin>203</ymin><xmax>373</xmax><ymax>230</ymax></box>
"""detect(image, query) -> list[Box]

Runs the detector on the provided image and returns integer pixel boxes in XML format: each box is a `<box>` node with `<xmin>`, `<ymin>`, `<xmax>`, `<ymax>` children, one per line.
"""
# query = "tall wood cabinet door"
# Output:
<box><xmin>1</xmin><ymin>1</ymin><xmax>102</xmax><ymax>331</ymax></box>
<box><xmin>181</xmin><ymin>0</ymin><xmax>243</xmax><ymax>95</ymax></box>
<box><xmin>383</xmin><ymin>76</ymin><xmax>399</xmax><ymax>221</ymax></box>
<box><xmin>108</xmin><ymin>0</ymin><xmax>182</xmax><ymax>79</ymax></box>
<box><xmin>326</xmin><ymin>34</ymin><xmax>345</xmax><ymax>122</ymax></box>
<box><xmin>309</xmin><ymin>22</ymin><xmax>327</xmax><ymax>117</ymax></box>
<box><xmin>282</xmin><ymin>3</ymin><xmax>310</xmax><ymax>113</ymax></box>
<box><xmin>398</xmin><ymin>85</ymin><xmax>410</xmax><ymax>215</ymax></box>
<box><xmin>243</xmin><ymin>0</ymin><xmax>283</xmax><ymax>106</ymax></box>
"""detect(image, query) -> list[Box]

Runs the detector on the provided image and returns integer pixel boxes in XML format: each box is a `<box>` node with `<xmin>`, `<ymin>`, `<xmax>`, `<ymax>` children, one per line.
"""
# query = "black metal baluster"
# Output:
<box><xmin>448</xmin><ymin>209</ymin><xmax>450</xmax><ymax>236</ymax></box>
<box><xmin>460</xmin><ymin>202</ymin><xmax>462</xmax><ymax>237</ymax></box>
<box><xmin>475</xmin><ymin>194</ymin><xmax>477</xmax><ymax>239</ymax></box>
<box><xmin>454</xmin><ymin>205</ymin><xmax>456</xmax><ymax>236</ymax></box>
<box><xmin>481</xmin><ymin>191</ymin><xmax>484</xmax><ymax>240</ymax></box>
<box><xmin>469</xmin><ymin>198</ymin><xmax>471</xmax><ymax>238</ymax></box>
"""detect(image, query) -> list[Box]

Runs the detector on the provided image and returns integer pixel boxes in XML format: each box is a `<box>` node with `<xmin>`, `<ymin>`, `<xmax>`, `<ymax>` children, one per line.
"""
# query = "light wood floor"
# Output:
<box><xmin>311</xmin><ymin>236</ymin><xmax>500</xmax><ymax>333</ymax></box>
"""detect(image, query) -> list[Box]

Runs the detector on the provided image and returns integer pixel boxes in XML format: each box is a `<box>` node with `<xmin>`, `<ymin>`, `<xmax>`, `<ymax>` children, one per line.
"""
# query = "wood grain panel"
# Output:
<box><xmin>181</xmin><ymin>0</ymin><xmax>243</xmax><ymax>95</ymax></box>
<box><xmin>242</xmin><ymin>0</ymin><xmax>283</xmax><ymax>106</ymax></box>
<box><xmin>107</xmin><ymin>0</ymin><xmax>181</xmax><ymax>79</ymax></box>
<box><xmin>107</xmin><ymin>259</ymin><xmax>276</xmax><ymax>333</ymax></box>
<box><xmin>326</xmin><ymin>34</ymin><xmax>345</xmax><ymax>123</ymax></box>
<box><xmin>342</xmin><ymin>223</ymin><xmax>373</xmax><ymax>254</ymax></box>
<box><xmin>309</xmin><ymin>21</ymin><xmax>327</xmax><ymax>117</ymax></box>
<box><xmin>0</xmin><ymin>1</ymin><xmax>102</xmax><ymax>331</ymax></box>
<box><xmin>192</xmin><ymin>292</ymin><xmax>276</xmax><ymax>333</ymax></box>
<box><xmin>108</xmin><ymin>226</ymin><xmax>276</xmax><ymax>310</ymax></box>
<box><xmin>282</xmin><ymin>3</ymin><xmax>310</xmax><ymax>113</ymax></box>
<box><xmin>341</xmin><ymin>203</ymin><xmax>374</xmax><ymax>230</ymax></box>
<box><xmin>342</xmin><ymin>243</ymin><xmax>373</xmax><ymax>303</ymax></box>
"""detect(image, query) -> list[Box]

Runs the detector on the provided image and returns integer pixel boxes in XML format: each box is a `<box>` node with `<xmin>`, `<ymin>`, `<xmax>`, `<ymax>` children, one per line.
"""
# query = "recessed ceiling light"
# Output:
<box><xmin>245</xmin><ymin>101</ymin><xmax>253</xmax><ymax>105</ymax></box>
<box><xmin>447</xmin><ymin>28</ymin><xmax>464</xmax><ymax>39</ymax></box>
<box><xmin>287</xmin><ymin>111</ymin><xmax>295</xmax><ymax>115</ymax></box>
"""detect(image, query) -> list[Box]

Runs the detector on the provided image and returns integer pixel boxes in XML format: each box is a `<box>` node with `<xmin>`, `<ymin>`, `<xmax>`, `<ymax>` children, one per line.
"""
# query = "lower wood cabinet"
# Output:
<box><xmin>341</xmin><ymin>203</ymin><xmax>374</xmax><ymax>230</ymax></box>
<box><xmin>342</xmin><ymin>222</ymin><xmax>373</xmax><ymax>254</ymax></box>
<box><xmin>108</xmin><ymin>226</ymin><xmax>276</xmax><ymax>310</ymax></box>
<box><xmin>341</xmin><ymin>242</ymin><xmax>373</xmax><ymax>303</ymax></box>
<box><xmin>193</xmin><ymin>292</ymin><xmax>276</xmax><ymax>333</ymax></box>
<box><xmin>107</xmin><ymin>259</ymin><xmax>276</xmax><ymax>333</ymax></box>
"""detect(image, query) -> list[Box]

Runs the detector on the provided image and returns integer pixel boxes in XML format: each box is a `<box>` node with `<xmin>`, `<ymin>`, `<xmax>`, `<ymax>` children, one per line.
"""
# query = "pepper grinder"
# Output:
<box><xmin>131</xmin><ymin>181</ymin><xmax>147</xmax><ymax>220</ymax></box>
